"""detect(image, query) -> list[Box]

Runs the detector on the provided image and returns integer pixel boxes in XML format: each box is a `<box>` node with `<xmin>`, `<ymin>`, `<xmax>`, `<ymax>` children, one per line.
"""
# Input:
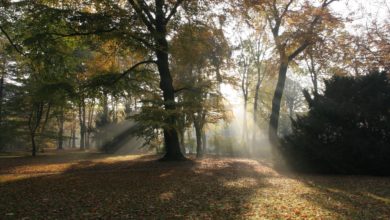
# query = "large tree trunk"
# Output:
<box><xmin>156</xmin><ymin>49</ymin><xmax>184</xmax><ymax>160</ymax></box>
<box><xmin>268</xmin><ymin>62</ymin><xmax>289</xmax><ymax>147</ymax></box>
<box><xmin>155</xmin><ymin>3</ymin><xmax>184</xmax><ymax>161</ymax></box>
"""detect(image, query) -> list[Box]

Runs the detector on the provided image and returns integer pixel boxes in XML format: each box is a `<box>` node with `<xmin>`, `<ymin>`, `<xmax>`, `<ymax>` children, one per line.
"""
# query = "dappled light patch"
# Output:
<box><xmin>159</xmin><ymin>191</ymin><xmax>175</xmax><ymax>201</ymax></box>
<box><xmin>223</xmin><ymin>177</ymin><xmax>259</xmax><ymax>189</ymax></box>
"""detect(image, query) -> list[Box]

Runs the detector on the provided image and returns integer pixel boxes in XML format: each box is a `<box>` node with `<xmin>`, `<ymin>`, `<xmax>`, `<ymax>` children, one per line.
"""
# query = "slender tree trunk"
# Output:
<box><xmin>31</xmin><ymin>133</ymin><xmax>36</xmax><ymax>157</ymax></box>
<box><xmin>57</xmin><ymin>107</ymin><xmax>64</xmax><ymax>150</ymax></box>
<box><xmin>103</xmin><ymin>91</ymin><xmax>109</xmax><ymax>124</ymax></box>
<box><xmin>28</xmin><ymin>103</ymin><xmax>43</xmax><ymax>156</ymax></box>
<box><xmin>252</xmin><ymin>68</ymin><xmax>262</xmax><ymax>149</ymax></box>
<box><xmin>78</xmin><ymin>98</ymin><xmax>86</xmax><ymax>150</ymax></box>
<box><xmin>38</xmin><ymin>103</ymin><xmax>51</xmax><ymax>152</ymax></box>
<box><xmin>269</xmin><ymin>62</ymin><xmax>289</xmax><ymax>147</ymax></box>
<box><xmin>179</xmin><ymin>126</ymin><xmax>185</xmax><ymax>154</ymax></box>
<box><xmin>308</xmin><ymin>52</ymin><xmax>319</xmax><ymax>96</ymax></box>
<box><xmin>202</xmin><ymin>130</ymin><xmax>207</xmax><ymax>154</ymax></box>
<box><xmin>312</xmin><ymin>73</ymin><xmax>318</xmax><ymax>96</ymax></box>
<box><xmin>155</xmin><ymin>4</ymin><xmax>184</xmax><ymax>160</ymax></box>
<box><xmin>194</xmin><ymin>120</ymin><xmax>203</xmax><ymax>158</ymax></box>
<box><xmin>0</xmin><ymin>73</ymin><xmax>4</xmax><ymax>124</ymax></box>
<box><xmin>242</xmin><ymin>99</ymin><xmax>248</xmax><ymax>144</ymax></box>
<box><xmin>72</xmin><ymin>128</ymin><xmax>76</xmax><ymax>148</ymax></box>
<box><xmin>86</xmin><ymin>100</ymin><xmax>95</xmax><ymax>149</ymax></box>
<box><xmin>68</xmin><ymin>134</ymin><xmax>71</xmax><ymax>148</ymax></box>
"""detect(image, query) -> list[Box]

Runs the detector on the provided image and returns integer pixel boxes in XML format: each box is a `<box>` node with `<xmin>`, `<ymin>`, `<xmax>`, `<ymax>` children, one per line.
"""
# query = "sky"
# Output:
<box><xmin>331</xmin><ymin>0</ymin><xmax>389</xmax><ymax>28</ymax></box>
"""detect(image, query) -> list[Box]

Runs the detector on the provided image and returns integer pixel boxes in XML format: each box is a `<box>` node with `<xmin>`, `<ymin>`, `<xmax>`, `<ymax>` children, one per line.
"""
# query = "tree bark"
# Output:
<box><xmin>202</xmin><ymin>130</ymin><xmax>207</xmax><ymax>154</ymax></box>
<box><xmin>78</xmin><ymin>98</ymin><xmax>86</xmax><ymax>150</ymax></box>
<box><xmin>86</xmin><ymin>100</ymin><xmax>95</xmax><ymax>149</ymax></box>
<box><xmin>31</xmin><ymin>133</ymin><xmax>36</xmax><ymax>157</ymax></box>
<box><xmin>155</xmin><ymin>1</ymin><xmax>185</xmax><ymax>161</ymax></box>
<box><xmin>0</xmin><ymin>73</ymin><xmax>4</xmax><ymax>124</ymax></box>
<box><xmin>57</xmin><ymin>106</ymin><xmax>64</xmax><ymax>150</ymax></box>
<box><xmin>194</xmin><ymin>119</ymin><xmax>203</xmax><ymax>158</ymax></box>
<box><xmin>179</xmin><ymin>124</ymin><xmax>186</xmax><ymax>154</ymax></box>
<box><xmin>252</xmin><ymin>65</ymin><xmax>263</xmax><ymax>149</ymax></box>
<box><xmin>72</xmin><ymin>128</ymin><xmax>76</xmax><ymax>148</ymax></box>
<box><xmin>242</xmin><ymin>99</ymin><xmax>248</xmax><ymax>144</ymax></box>
<box><xmin>38</xmin><ymin>103</ymin><xmax>51</xmax><ymax>152</ymax></box>
<box><xmin>307</xmin><ymin>51</ymin><xmax>319</xmax><ymax>96</ymax></box>
<box><xmin>28</xmin><ymin>103</ymin><xmax>44</xmax><ymax>156</ymax></box>
<box><xmin>268</xmin><ymin>62</ymin><xmax>289</xmax><ymax>147</ymax></box>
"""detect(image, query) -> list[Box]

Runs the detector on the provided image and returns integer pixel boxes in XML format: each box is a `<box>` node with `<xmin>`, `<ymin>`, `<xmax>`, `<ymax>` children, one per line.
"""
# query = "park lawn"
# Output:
<box><xmin>0</xmin><ymin>152</ymin><xmax>389</xmax><ymax>219</ymax></box>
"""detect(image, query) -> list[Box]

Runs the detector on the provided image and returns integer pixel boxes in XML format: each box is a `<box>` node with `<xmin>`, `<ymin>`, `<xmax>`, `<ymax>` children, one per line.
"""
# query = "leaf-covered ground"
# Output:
<box><xmin>0</xmin><ymin>151</ymin><xmax>389</xmax><ymax>219</ymax></box>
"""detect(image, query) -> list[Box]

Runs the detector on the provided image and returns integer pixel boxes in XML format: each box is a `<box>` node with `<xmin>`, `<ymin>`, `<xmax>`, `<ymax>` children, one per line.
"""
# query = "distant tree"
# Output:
<box><xmin>282</xmin><ymin>71</ymin><xmax>390</xmax><ymax>175</ymax></box>
<box><xmin>242</xmin><ymin>0</ymin><xmax>339</xmax><ymax>147</ymax></box>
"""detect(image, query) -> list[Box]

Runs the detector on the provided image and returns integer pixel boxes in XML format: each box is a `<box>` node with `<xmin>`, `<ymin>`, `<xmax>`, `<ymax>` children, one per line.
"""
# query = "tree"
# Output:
<box><xmin>170</xmin><ymin>23</ymin><xmax>231</xmax><ymax>157</ymax></box>
<box><xmin>283</xmin><ymin>71</ymin><xmax>390</xmax><ymax>175</ymax></box>
<box><xmin>244</xmin><ymin>0</ymin><xmax>339</xmax><ymax>148</ymax></box>
<box><xmin>124</xmin><ymin>0</ymin><xmax>186</xmax><ymax>160</ymax></box>
<box><xmin>237</xmin><ymin>38</ymin><xmax>251</xmax><ymax>144</ymax></box>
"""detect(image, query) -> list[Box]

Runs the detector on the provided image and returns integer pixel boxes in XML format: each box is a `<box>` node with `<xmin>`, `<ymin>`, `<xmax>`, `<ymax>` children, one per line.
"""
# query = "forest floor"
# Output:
<box><xmin>0</xmin><ymin>150</ymin><xmax>389</xmax><ymax>219</ymax></box>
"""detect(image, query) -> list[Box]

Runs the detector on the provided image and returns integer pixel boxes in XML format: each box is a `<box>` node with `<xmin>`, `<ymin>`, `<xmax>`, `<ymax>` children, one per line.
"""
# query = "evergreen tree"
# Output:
<box><xmin>283</xmin><ymin>71</ymin><xmax>390</xmax><ymax>175</ymax></box>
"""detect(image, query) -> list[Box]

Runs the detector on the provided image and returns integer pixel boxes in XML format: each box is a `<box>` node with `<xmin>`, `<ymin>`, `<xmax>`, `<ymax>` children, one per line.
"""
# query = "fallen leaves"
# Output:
<box><xmin>0</xmin><ymin>152</ymin><xmax>389</xmax><ymax>219</ymax></box>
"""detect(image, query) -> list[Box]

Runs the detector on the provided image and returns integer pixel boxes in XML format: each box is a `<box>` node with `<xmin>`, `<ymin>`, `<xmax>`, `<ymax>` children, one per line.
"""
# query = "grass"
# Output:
<box><xmin>0</xmin><ymin>151</ymin><xmax>389</xmax><ymax>219</ymax></box>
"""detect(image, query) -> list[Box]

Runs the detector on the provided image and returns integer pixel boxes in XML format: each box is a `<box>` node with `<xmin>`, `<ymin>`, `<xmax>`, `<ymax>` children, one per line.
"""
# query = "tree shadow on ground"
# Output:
<box><xmin>285</xmin><ymin>172</ymin><xmax>390</xmax><ymax>219</ymax></box>
<box><xmin>0</xmin><ymin>155</ymin><xmax>276</xmax><ymax>219</ymax></box>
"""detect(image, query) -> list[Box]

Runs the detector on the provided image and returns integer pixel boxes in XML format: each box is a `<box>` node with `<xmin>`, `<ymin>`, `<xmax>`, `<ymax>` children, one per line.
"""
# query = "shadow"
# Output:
<box><xmin>0</xmin><ymin>155</ymin><xmax>275</xmax><ymax>219</ymax></box>
<box><xmin>286</xmin><ymin>173</ymin><xmax>390</xmax><ymax>219</ymax></box>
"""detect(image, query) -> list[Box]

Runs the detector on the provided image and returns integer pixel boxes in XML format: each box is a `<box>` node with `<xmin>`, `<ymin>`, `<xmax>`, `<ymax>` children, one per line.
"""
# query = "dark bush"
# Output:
<box><xmin>282</xmin><ymin>71</ymin><xmax>390</xmax><ymax>175</ymax></box>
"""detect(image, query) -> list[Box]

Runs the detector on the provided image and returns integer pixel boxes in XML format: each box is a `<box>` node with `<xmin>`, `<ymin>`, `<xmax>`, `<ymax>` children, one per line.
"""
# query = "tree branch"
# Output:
<box><xmin>165</xmin><ymin>0</ymin><xmax>184</xmax><ymax>24</ymax></box>
<box><xmin>48</xmin><ymin>27</ymin><xmax>117</xmax><ymax>38</ymax></box>
<box><xmin>174</xmin><ymin>86</ymin><xmax>202</xmax><ymax>94</ymax></box>
<box><xmin>0</xmin><ymin>25</ymin><xmax>24</xmax><ymax>55</ymax></box>
<box><xmin>138</xmin><ymin>0</ymin><xmax>156</xmax><ymax>24</ymax></box>
<box><xmin>288</xmin><ymin>0</ymin><xmax>338</xmax><ymax>61</ymax></box>
<box><xmin>112</xmin><ymin>60</ymin><xmax>158</xmax><ymax>84</ymax></box>
<box><xmin>280</xmin><ymin>0</ymin><xmax>294</xmax><ymax>19</ymax></box>
<box><xmin>128</xmin><ymin>0</ymin><xmax>156</xmax><ymax>33</ymax></box>
<box><xmin>288</xmin><ymin>41</ymin><xmax>310</xmax><ymax>61</ymax></box>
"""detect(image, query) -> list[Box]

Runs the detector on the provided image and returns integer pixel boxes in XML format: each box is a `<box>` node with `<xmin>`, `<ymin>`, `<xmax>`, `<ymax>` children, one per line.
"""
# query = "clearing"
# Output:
<box><xmin>0</xmin><ymin>151</ymin><xmax>389</xmax><ymax>219</ymax></box>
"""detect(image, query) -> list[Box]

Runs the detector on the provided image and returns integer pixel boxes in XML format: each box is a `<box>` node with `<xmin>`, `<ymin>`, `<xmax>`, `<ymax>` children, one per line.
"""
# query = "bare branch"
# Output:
<box><xmin>280</xmin><ymin>0</ymin><xmax>294</xmax><ymax>19</ymax></box>
<box><xmin>165</xmin><ymin>0</ymin><xmax>185</xmax><ymax>24</ymax></box>
<box><xmin>138</xmin><ymin>0</ymin><xmax>156</xmax><ymax>24</ymax></box>
<box><xmin>128</xmin><ymin>0</ymin><xmax>156</xmax><ymax>33</ymax></box>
